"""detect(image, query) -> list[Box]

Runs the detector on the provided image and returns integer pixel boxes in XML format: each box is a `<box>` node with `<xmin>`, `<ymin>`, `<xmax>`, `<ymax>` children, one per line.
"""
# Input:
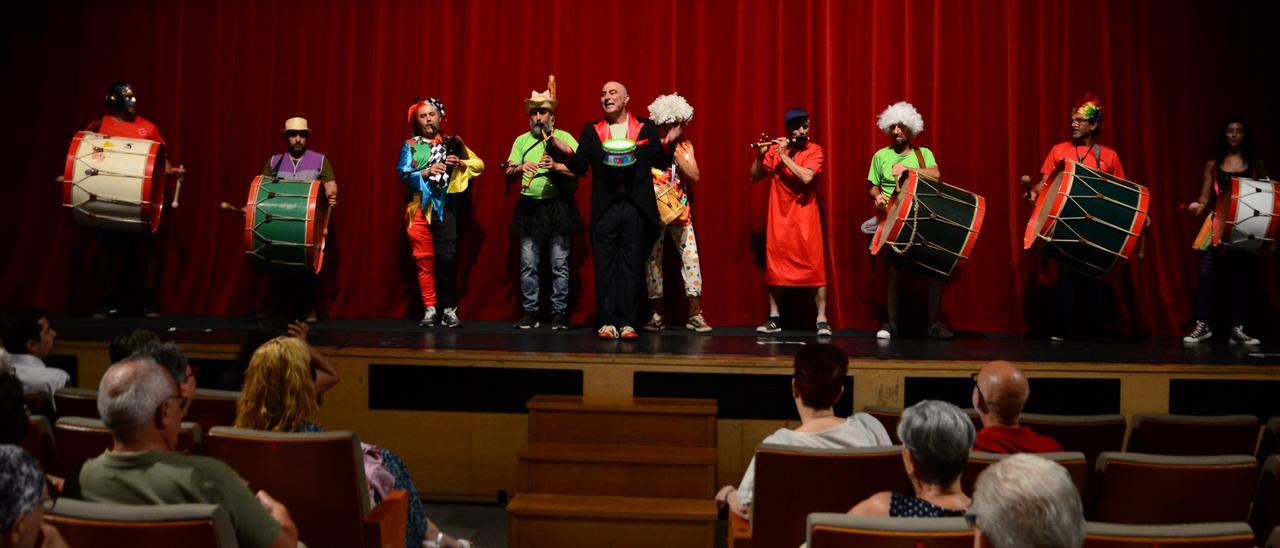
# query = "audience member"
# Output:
<box><xmin>716</xmin><ymin>343</ymin><xmax>892</xmax><ymax>521</ymax></box>
<box><xmin>235</xmin><ymin>336</ymin><xmax>463</xmax><ymax>548</ymax></box>
<box><xmin>848</xmin><ymin>400</ymin><xmax>973</xmax><ymax>517</ymax></box>
<box><xmin>78</xmin><ymin>356</ymin><xmax>299</xmax><ymax>548</ymax></box>
<box><xmin>219</xmin><ymin>320</ymin><xmax>337</xmax><ymax>395</ymax></box>
<box><xmin>1</xmin><ymin>312</ymin><xmax>67</xmax><ymax>405</ymax></box>
<box><xmin>0</xmin><ymin>445</ymin><xmax>68</xmax><ymax>548</ymax></box>
<box><xmin>0</xmin><ymin>372</ymin><xmax>28</xmax><ymax>446</ymax></box>
<box><xmin>107</xmin><ymin>329</ymin><xmax>160</xmax><ymax>364</ymax></box>
<box><xmin>134</xmin><ymin>342</ymin><xmax>196</xmax><ymax>417</ymax></box>
<box><xmin>967</xmin><ymin>453</ymin><xmax>1085</xmax><ymax>548</ymax></box>
<box><xmin>972</xmin><ymin>361</ymin><xmax>1062</xmax><ymax>453</ymax></box>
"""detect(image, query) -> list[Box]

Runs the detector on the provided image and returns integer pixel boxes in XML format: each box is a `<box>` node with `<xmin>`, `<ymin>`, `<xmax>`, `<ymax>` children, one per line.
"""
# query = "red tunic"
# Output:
<box><xmin>88</xmin><ymin>115</ymin><xmax>166</xmax><ymax>144</ymax></box>
<box><xmin>973</xmin><ymin>425</ymin><xmax>1064</xmax><ymax>454</ymax></box>
<box><xmin>762</xmin><ymin>143</ymin><xmax>826</xmax><ymax>286</ymax></box>
<box><xmin>1039</xmin><ymin>141</ymin><xmax>1124</xmax><ymax>178</ymax></box>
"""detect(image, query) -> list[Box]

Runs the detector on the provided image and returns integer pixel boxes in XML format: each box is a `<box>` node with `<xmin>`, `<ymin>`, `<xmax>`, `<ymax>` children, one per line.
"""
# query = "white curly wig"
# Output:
<box><xmin>647</xmin><ymin>93</ymin><xmax>694</xmax><ymax>125</ymax></box>
<box><xmin>877</xmin><ymin>101</ymin><xmax>925</xmax><ymax>136</ymax></box>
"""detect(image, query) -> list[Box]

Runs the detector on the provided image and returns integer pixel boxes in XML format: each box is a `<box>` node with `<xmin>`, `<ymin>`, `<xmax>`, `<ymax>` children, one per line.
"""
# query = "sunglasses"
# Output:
<box><xmin>285</xmin><ymin>130</ymin><xmax>309</xmax><ymax>138</ymax></box>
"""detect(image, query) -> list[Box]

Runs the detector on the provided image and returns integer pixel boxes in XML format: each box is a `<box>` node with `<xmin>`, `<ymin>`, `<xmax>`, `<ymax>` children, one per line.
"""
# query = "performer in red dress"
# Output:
<box><xmin>749</xmin><ymin>108</ymin><xmax>829</xmax><ymax>336</ymax></box>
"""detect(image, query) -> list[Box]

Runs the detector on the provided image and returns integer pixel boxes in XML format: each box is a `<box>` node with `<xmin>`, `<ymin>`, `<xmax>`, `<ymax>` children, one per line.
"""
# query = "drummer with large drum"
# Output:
<box><xmin>866</xmin><ymin>102</ymin><xmax>952</xmax><ymax>340</ymax></box>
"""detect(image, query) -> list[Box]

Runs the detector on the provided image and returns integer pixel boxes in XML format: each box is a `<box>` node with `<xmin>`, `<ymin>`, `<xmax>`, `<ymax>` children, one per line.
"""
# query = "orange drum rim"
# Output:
<box><xmin>1023</xmin><ymin>166</ymin><xmax>1071</xmax><ymax>250</ymax></box>
<box><xmin>1117</xmin><ymin>184</ymin><xmax>1150</xmax><ymax>260</ymax></box>
<box><xmin>244</xmin><ymin>176</ymin><xmax>265</xmax><ymax>255</ymax></box>
<box><xmin>62</xmin><ymin>132</ymin><xmax>85</xmax><ymax>209</ymax></box>
<box><xmin>304</xmin><ymin>179</ymin><xmax>329</xmax><ymax>274</ymax></box>
<box><xmin>143</xmin><ymin>141</ymin><xmax>165</xmax><ymax>233</ymax></box>
<box><xmin>1269</xmin><ymin>180</ymin><xmax>1280</xmax><ymax>241</ymax></box>
<box><xmin>960</xmin><ymin>194</ymin><xmax>987</xmax><ymax>260</ymax></box>
<box><xmin>871</xmin><ymin>171</ymin><xmax>919</xmax><ymax>255</ymax></box>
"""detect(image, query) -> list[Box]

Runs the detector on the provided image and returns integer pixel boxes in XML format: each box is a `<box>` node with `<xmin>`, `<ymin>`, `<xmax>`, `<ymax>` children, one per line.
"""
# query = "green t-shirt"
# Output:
<box><xmin>508</xmin><ymin>129</ymin><xmax>578</xmax><ymax>199</ymax></box>
<box><xmin>79</xmin><ymin>450</ymin><xmax>282</xmax><ymax>548</ymax></box>
<box><xmin>866</xmin><ymin>146</ymin><xmax>937</xmax><ymax>195</ymax></box>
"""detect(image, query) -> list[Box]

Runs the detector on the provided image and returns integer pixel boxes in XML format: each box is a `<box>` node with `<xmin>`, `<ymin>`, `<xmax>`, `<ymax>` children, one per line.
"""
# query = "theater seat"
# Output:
<box><xmin>54</xmin><ymin>417</ymin><xmax>202</xmax><ymax>481</ymax></box>
<box><xmin>1124</xmin><ymin>414</ymin><xmax>1260</xmax><ymax>456</ymax></box>
<box><xmin>962</xmin><ymin>451</ymin><xmax>1087</xmax><ymax>496</ymax></box>
<box><xmin>45</xmin><ymin>498</ymin><xmax>238</xmax><ymax>548</ymax></box>
<box><xmin>745</xmin><ymin>444</ymin><xmax>911</xmax><ymax>548</ymax></box>
<box><xmin>1269</xmin><ymin>525</ymin><xmax>1280</xmax><ymax>548</ymax></box>
<box><xmin>1092</xmin><ymin>452</ymin><xmax>1257</xmax><ymax>524</ymax></box>
<box><xmin>1084</xmin><ymin>521</ymin><xmax>1255</xmax><ymax>548</ymax></box>
<box><xmin>53</xmin><ymin>387</ymin><xmax>100</xmax><ymax>419</ymax></box>
<box><xmin>1252</xmin><ymin>456</ymin><xmax>1280</xmax><ymax>545</ymax></box>
<box><xmin>205</xmin><ymin>426</ymin><xmax>407</xmax><ymax>548</ymax></box>
<box><xmin>186</xmin><ymin>389</ymin><xmax>240</xmax><ymax>434</ymax></box>
<box><xmin>806</xmin><ymin>513</ymin><xmax>971</xmax><ymax>548</ymax></box>
<box><xmin>21</xmin><ymin>415</ymin><xmax>56</xmax><ymax>475</ymax></box>
<box><xmin>863</xmin><ymin>406</ymin><xmax>982</xmax><ymax>444</ymax></box>
<box><xmin>1019</xmin><ymin>413</ymin><xmax>1126</xmax><ymax>466</ymax></box>
<box><xmin>1260</xmin><ymin>417</ymin><xmax>1279</xmax><ymax>462</ymax></box>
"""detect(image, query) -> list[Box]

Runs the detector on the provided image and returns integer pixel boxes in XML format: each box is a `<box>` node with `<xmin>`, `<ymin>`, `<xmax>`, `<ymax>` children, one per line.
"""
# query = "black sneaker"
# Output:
<box><xmin>1182</xmin><ymin>321</ymin><xmax>1212</xmax><ymax>343</ymax></box>
<box><xmin>551</xmin><ymin>313</ymin><xmax>568</xmax><ymax>330</ymax></box>
<box><xmin>756</xmin><ymin>316</ymin><xmax>781</xmax><ymax>334</ymax></box>
<box><xmin>816</xmin><ymin>321</ymin><xmax>833</xmax><ymax>337</ymax></box>
<box><xmin>441</xmin><ymin>307</ymin><xmax>463</xmax><ymax>328</ymax></box>
<box><xmin>1229</xmin><ymin>325</ymin><xmax>1260</xmax><ymax>345</ymax></box>
<box><xmin>514</xmin><ymin>312</ymin><xmax>539</xmax><ymax>329</ymax></box>
<box><xmin>927</xmin><ymin>322</ymin><xmax>954</xmax><ymax>340</ymax></box>
<box><xmin>92</xmin><ymin>306</ymin><xmax>120</xmax><ymax>320</ymax></box>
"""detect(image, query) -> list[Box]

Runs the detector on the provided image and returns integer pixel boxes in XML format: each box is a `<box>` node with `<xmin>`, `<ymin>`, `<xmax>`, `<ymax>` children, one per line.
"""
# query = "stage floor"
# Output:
<box><xmin>50</xmin><ymin>314</ymin><xmax>1279</xmax><ymax>367</ymax></box>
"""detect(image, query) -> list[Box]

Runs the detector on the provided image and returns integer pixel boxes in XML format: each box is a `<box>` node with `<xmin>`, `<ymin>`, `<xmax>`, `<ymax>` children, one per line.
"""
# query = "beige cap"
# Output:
<box><xmin>283</xmin><ymin>117</ymin><xmax>310</xmax><ymax>132</ymax></box>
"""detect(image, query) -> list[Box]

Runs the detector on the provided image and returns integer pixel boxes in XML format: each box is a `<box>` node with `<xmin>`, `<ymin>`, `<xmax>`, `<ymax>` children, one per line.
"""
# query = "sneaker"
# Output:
<box><xmin>551</xmin><ymin>313</ymin><xmax>568</xmax><ymax>330</ymax></box>
<box><xmin>643</xmin><ymin>312</ymin><xmax>665</xmax><ymax>332</ymax></box>
<box><xmin>1182</xmin><ymin>321</ymin><xmax>1212</xmax><ymax>343</ymax></box>
<box><xmin>93</xmin><ymin>306</ymin><xmax>120</xmax><ymax>320</ymax></box>
<box><xmin>875</xmin><ymin>322</ymin><xmax>897</xmax><ymax>340</ymax></box>
<box><xmin>1229</xmin><ymin>325</ymin><xmax>1260</xmax><ymax>345</ymax></box>
<box><xmin>597</xmin><ymin>325</ymin><xmax>619</xmax><ymax>340</ymax></box>
<box><xmin>144</xmin><ymin>305</ymin><xmax>161</xmax><ymax>319</ymax></box>
<box><xmin>619</xmin><ymin>326</ymin><xmax>639</xmax><ymax>340</ymax></box>
<box><xmin>419</xmin><ymin>306</ymin><xmax>437</xmax><ymax>327</ymax></box>
<box><xmin>686</xmin><ymin>314</ymin><xmax>713</xmax><ymax>333</ymax></box>
<box><xmin>927</xmin><ymin>322</ymin><xmax>954</xmax><ymax>340</ymax></box>
<box><xmin>816</xmin><ymin>321</ymin><xmax>833</xmax><ymax>337</ymax></box>
<box><xmin>514</xmin><ymin>312</ymin><xmax>539</xmax><ymax>329</ymax></box>
<box><xmin>1049</xmin><ymin>334</ymin><xmax>1065</xmax><ymax>343</ymax></box>
<box><xmin>441</xmin><ymin>307</ymin><xmax>463</xmax><ymax>328</ymax></box>
<box><xmin>756</xmin><ymin>316</ymin><xmax>781</xmax><ymax>334</ymax></box>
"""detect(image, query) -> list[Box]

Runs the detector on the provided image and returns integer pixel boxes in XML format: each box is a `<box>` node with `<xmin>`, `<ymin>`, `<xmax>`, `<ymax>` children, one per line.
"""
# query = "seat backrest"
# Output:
<box><xmin>21</xmin><ymin>415</ymin><xmax>56</xmax><ymax>475</ymax></box>
<box><xmin>55</xmin><ymin>417</ymin><xmax>202</xmax><ymax>481</ymax></box>
<box><xmin>1125</xmin><ymin>414</ymin><xmax>1260</xmax><ymax>456</ymax></box>
<box><xmin>187</xmin><ymin>389</ymin><xmax>240</xmax><ymax>434</ymax></box>
<box><xmin>1260</xmin><ymin>417</ymin><xmax>1279</xmax><ymax>462</ymax></box>
<box><xmin>54</xmin><ymin>388</ymin><xmax>101</xmax><ymax>419</ymax></box>
<box><xmin>1020</xmin><ymin>413</ymin><xmax>1126</xmax><ymax>466</ymax></box>
<box><xmin>1252</xmin><ymin>456</ymin><xmax>1280</xmax><ymax>546</ymax></box>
<box><xmin>1269</xmin><ymin>525</ymin><xmax>1280</xmax><ymax>548</ymax></box>
<box><xmin>1093</xmin><ymin>452</ymin><xmax>1258</xmax><ymax>524</ymax></box>
<box><xmin>753</xmin><ymin>444</ymin><xmax>911</xmax><ymax>548</ymax></box>
<box><xmin>206</xmin><ymin>426</ymin><xmax>370</xmax><ymax>548</ymax></box>
<box><xmin>45</xmin><ymin>498</ymin><xmax>238</xmax><ymax>548</ymax></box>
<box><xmin>863</xmin><ymin>407</ymin><xmax>982</xmax><ymax>444</ymax></box>
<box><xmin>806</xmin><ymin>513</ymin><xmax>971</xmax><ymax>548</ymax></box>
<box><xmin>1084</xmin><ymin>521</ymin><xmax>1255</xmax><ymax>548</ymax></box>
<box><xmin>962</xmin><ymin>451</ymin><xmax>1087</xmax><ymax>497</ymax></box>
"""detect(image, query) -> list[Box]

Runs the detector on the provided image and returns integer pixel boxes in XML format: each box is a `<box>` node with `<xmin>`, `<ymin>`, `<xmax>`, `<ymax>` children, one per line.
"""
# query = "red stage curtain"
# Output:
<box><xmin>3</xmin><ymin>0</ymin><xmax>1277</xmax><ymax>335</ymax></box>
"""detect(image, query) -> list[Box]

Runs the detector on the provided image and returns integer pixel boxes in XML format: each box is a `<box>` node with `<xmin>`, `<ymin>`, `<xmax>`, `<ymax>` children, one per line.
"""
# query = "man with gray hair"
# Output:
<box><xmin>78</xmin><ymin>357</ymin><xmax>301</xmax><ymax>548</ymax></box>
<box><xmin>0</xmin><ymin>445</ymin><xmax>67</xmax><ymax>548</ymax></box>
<box><xmin>967</xmin><ymin>453</ymin><xmax>1085</xmax><ymax>548</ymax></box>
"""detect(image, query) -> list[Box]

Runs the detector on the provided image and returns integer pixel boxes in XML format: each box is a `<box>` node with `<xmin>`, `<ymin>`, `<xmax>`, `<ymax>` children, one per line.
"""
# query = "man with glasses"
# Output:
<box><xmin>79</xmin><ymin>356</ymin><xmax>300</xmax><ymax>548</ymax></box>
<box><xmin>971</xmin><ymin>361</ymin><xmax>1061</xmax><ymax>453</ymax></box>
<box><xmin>259</xmin><ymin>117</ymin><xmax>338</xmax><ymax>322</ymax></box>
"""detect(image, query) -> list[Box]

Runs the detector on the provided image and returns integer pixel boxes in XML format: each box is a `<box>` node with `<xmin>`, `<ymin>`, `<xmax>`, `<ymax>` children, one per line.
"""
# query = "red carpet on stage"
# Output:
<box><xmin>3</xmin><ymin>0</ymin><xmax>1278</xmax><ymax>335</ymax></box>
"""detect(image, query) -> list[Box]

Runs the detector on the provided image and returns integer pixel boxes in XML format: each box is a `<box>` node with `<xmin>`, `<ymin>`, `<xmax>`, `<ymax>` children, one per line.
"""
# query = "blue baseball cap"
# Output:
<box><xmin>784</xmin><ymin>107</ymin><xmax>809</xmax><ymax>125</ymax></box>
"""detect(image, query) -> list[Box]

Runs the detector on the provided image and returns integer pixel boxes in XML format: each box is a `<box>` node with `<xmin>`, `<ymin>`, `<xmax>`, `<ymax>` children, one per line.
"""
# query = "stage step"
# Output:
<box><xmin>519</xmin><ymin>442</ymin><xmax>717</xmax><ymax>499</ymax></box>
<box><xmin>527</xmin><ymin>395</ymin><xmax>717</xmax><ymax>448</ymax></box>
<box><xmin>507</xmin><ymin>493</ymin><xmax>717</xmax><ymax>548</ymax></box>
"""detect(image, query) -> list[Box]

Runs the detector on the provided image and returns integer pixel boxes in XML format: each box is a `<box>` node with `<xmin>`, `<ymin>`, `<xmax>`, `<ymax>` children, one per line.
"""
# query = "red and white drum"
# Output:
<box><xmin>62</xmin><ymin>130</ymin><xmax>166</xmax><ymax>232</ymax></box>
<box><xmin>1212</xmin><ymin>176</ymin><xmax>1279</xmax><ymax>253</ymax></box>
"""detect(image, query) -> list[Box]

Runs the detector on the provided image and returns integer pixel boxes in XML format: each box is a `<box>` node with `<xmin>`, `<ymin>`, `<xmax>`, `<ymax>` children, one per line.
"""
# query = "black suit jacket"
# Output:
<box><xmin>567</xmin><ymin>116</ymin><xmax>671</xmax><ymax>229</ymax></box>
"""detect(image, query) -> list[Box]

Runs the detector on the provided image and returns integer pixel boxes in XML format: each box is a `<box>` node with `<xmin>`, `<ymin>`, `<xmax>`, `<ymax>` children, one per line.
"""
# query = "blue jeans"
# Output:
<box><xmin>520</xmin><ymin>234</ymin><xmax>570</xmax><ymax>314</ymax></box>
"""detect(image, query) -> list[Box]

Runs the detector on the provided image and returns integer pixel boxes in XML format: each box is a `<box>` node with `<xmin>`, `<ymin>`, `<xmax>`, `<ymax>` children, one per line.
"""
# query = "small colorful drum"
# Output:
<box><xmin>1024</xmin><ymin>161</ymin><xmax>1149</xmax><ymax>278</ymax></box>
<box><xmin>654</xmin><ymin>183</ymin><xmax>687</xmax><ymax>225</ymax></box>
<box><xmin>1212</xmin><ymin>177</ymin><xmax>1278</xmax><ymax>253</ymax></box>
<box><xmin>243</xmin><ymin>176</ymin><xmax>329</xmax><ymax>273</ymax></box>
<box><xmin>602</xmin><ymin>138</ymin><xmax>637</xmax><ymax>167</ymax></box>
<box><xmin>62</xmin><ymin>130</ymin><xmax>166</xmax><ymax>232</ymax></box>
<box><xmin>871</xmin><ymin>170</ymin><xmax>986</xmax><ymax>278</ymax></box>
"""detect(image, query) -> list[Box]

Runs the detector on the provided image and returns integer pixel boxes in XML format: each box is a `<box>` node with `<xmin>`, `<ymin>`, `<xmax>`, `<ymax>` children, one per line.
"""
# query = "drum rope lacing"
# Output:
<box><xmin>1224</xmin><ymin>184</ymin><xmax>1277</xmax><ymax>242</ymax></box>
<box><xmin>886</xmin><ymin>182</ymin><xmax>981</xmax><ymax>261</ymax></box>
<box><xmin>245</xmin><ymin>182</ymin><xmax>320</xmax><ymax>267</ymax></box>
<box><xmin>1042</xmin><ymin>173</ymin><xmax>1144</xmax><ymax>261</ymax></box>
<box><xmin>65</xmin><ymin>141</ymin><xmax>160</xmax><ymax>223</ymax></box>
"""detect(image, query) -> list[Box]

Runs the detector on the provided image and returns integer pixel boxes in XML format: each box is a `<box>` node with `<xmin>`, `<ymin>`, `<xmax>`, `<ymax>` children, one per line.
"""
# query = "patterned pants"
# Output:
<box><xmin>646</xmin><ymin>222</ymin><xmax>704</xmax><ymax>299</ymax></box>
<box><xmin>406</xmin><ymin>210</ymin><xmax>436</xmax><ymax>308</ymax></box>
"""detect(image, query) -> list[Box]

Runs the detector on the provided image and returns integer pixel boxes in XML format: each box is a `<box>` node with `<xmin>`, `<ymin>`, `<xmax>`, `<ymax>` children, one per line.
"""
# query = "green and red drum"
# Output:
<box><xmin>243</xmin><ymin>176</ymin><xmax>330</xmax><ymax>273</ymax></box>
<box><xmin>871</xmin><ymin>170</ymin><xmax>986</xmax><ymax>278</ymax></box>
<box><xmin>1025</xmin><ymin>161</ymin><xmax>1150</xmax><ymax>278</ymax></box>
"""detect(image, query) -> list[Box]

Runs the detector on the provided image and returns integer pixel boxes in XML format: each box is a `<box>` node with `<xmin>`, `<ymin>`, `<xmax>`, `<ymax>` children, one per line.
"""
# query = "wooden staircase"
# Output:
<box><xmin>507</xmin><ymin>395</ymin><xmax>719</xmax><ymax>548</ymax></box>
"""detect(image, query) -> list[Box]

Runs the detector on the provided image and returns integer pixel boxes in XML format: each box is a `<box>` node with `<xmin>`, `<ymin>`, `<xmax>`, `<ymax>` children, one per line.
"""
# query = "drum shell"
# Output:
<box><xmin>1215</xmin><ymin>176</ymin><xmax>1279</xmax><ymax>253</ymax></box>
<box><xmin>62</xmin><ymin>131</ymin><xmax>166</xmax><ymax>233</ymax></box>
<box><xmin>1023</xmin><ymin>161</ymin><xmax>1149</xmax><ymax>278</ymax></box>
<box><xmin>870</xmin><ymin>170</ymin><xmax>986</xmax><ymax>278</ymax></box>
<box><xmin>244</xmin><ymin>176</ymin><xmax>328</xmax><ymax>273</ymax></box>
<box><xmin>654</xmin><ymin>184</ymin><xmax>688</xmax><ymax>225</ymax></box>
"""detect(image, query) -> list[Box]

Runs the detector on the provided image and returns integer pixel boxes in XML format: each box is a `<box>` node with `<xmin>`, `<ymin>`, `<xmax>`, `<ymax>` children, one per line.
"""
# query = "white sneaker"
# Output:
<box><xmin>1182</xmin><ymin>321</ymin><xmax>1212</xmax><ymax>343</ymax></box>
<box><xmin>419</xmin><ymin>307</ymin><xmax>437</xmax><ymax>327</ymax></box>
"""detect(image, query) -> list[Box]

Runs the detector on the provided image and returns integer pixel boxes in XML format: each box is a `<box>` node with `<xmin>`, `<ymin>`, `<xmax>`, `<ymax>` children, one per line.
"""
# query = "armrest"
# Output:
<box><xmin>728</xmin><ymin>511</ymin><xmax>752</xmax><ymax>548</ymax></box>
<box><xmin>362</xmin><ymin>488</ymin><xmax>408</xmax><ymax>548</ymax></box>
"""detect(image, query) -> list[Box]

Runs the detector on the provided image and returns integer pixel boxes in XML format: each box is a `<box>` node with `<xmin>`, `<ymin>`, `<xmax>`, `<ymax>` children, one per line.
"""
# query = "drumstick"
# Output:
<box><xmin>219</xmin><ymin>201</ymin><xmax>246</xmax><ymax>215</ymax></box>
<box><xmin>171</xmin><ymin>174</ymin><xmax>184</xmax><ymax>208</ymax></box>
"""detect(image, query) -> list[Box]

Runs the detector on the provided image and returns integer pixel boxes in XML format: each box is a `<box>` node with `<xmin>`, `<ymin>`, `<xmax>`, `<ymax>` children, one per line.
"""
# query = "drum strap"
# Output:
<box><xmin>913</xmin><ymin>148</ymin><xmax>926</xmax><ymax>170</ymax></box>
<box><xmin>1075</xmin><ymin>144</ymin><xmax>1102</xmax><ymax>171</ymax></box>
